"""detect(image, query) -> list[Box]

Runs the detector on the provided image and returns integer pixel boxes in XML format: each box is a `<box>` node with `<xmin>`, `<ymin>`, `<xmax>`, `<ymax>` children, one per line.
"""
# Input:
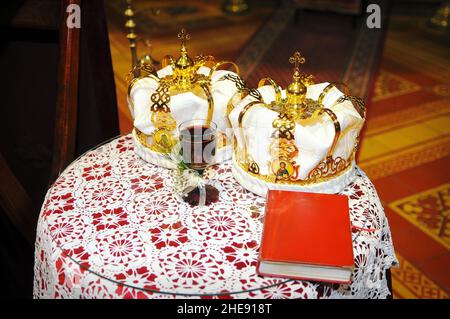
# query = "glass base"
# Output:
<box><xmin>182</xmin><ymin>185</ymin><xmax>219</xmax><ymax>207</ymax></box>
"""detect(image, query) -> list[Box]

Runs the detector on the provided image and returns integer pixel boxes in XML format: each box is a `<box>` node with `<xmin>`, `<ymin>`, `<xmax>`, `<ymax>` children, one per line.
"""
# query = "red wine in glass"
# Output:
<box><xmin>178</xmin><ymin>120</ymin><xmax>219</xmax><ymax>206</ymax></box>
<box><xmin>179</xmin><ymin>121</ymin><xmax>217</xmax><ymax>173</ymax></box>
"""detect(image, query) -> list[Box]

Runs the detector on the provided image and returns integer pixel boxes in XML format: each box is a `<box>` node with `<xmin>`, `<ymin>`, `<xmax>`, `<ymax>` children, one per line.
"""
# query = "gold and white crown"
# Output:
<box><xmin>127</xmin><ymin>28</ymin><xmax>241</xmax><ymax>168</ymax></box>
<box><xmin>228</xmin><ymin>52</ymin><xmax>366</xmax><ymax>197</ymax></box>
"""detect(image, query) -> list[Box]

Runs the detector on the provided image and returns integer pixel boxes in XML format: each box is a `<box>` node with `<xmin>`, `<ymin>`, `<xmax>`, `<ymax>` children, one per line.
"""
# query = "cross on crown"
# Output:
<box><xmin>177</xmin><ymin>28</ymin><xmax>190</xmax><ymax>49</ymax></box>
<box><xmin>289</xmin><ymin>52</ymin><xmax>305</xmax><ymax>76</ymax></box>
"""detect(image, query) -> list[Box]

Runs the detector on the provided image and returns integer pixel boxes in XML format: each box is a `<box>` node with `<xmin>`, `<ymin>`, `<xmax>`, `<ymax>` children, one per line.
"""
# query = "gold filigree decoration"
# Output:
<box><xmin>219</xmin><ymin>73</ymin><xmax>246</xmax><ymax>90</ymax></box>
<box><xmin>270</xmin><ymin>112</ymin><xmax>299</xmax><ymax>183</ymax></box>
<box><xmin>193</xmin><ymin>54</ymin><xmax>215</xmax><ymax>66</ymax></box>
<box><xmin>271</xmin><ymin>115</ymin><xmax>296</xmax><ymax>140</ymax></box>
<box><xmin>236</xmin><ymin>150</ymin><xmax>355</xmax><ymax>186</ymax></box>
<box><xmin>233</xmin><ymin>51</ymin><xmax>363</xmax><ymax>186</ymax></box>
<box><xmin>300</xmin><ymin>74</ymin><xmax>314</xmax><ymax>87</ymax></box>
<box><xmin>265</xmin><ymin>52</ymin><xmax>311</xmax><ymax>183</ymax></box>
<box><xmin>149</xmin><ymin>128</ymin><xmax>177</xmax><ymax>153</ymax></box>
<box><xmin>219</xmin><ymin>73</ymin><xmax>263</xmax><ymax>101</ymax></box>
<box><xmin>293</xmin><ymin>98</ymin><xmax>322</xmax><ymax>120</ymax></box>
<box><xmin>248</xmin><ymin>161</ymin><xmax>260</xmax><ymax>175</ymax></box>
<box><xmin>151</xmin><ymin>111</ymin><xmax>176</xmax><ymax>129</ymax></box>
<box><xmin>126</xmin><ymin>63</ymin><xmax>157</xmax><ymax>86</ymax></box>
<box><xmin>128</xmin><ymin>28</ymin><xmax>240</xmax><ymax>154</ymax></box>
<box><xmin>135</xmin><ymin>127</ymin><xmax>176</xmax><ymax>154</ymax></box>
<box><xmin>150</xmin><ymin>82</ymin><xmax>171</xmax><ymax>112</ymax></box>
<box><xmin>269</xmin><ymin>138</ymin><xmax>299</xmax><ymax>160</ymax></box>
<box><xmin>149</xmin><ymin>110</ymin><xmax>177</xmax><ymax>153</ymax></box>
<box><xmin>308</xmin><ymin>156</ymin><xmax>349</xmax><ymax>180</ymax></box>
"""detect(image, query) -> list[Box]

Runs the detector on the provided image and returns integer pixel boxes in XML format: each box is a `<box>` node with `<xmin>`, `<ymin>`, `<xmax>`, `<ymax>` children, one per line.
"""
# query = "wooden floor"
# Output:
<box><xmin>105</xmin><ymin>0</ymin><xmax>275</xmax><ymax>133</ymax></box>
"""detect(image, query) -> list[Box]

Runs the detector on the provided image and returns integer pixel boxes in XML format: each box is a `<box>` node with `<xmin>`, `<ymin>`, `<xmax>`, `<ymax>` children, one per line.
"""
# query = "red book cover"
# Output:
<box><xmin>258</xmin><ymin>190</ymin><xmax>354</xmax><ymax>284</ymax></box>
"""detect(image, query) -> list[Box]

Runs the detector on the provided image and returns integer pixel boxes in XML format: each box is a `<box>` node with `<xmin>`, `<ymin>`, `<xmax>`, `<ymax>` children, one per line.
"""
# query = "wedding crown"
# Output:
<box><xmin>230</xmin><ymin>51</ymin><xmax>366</xmax><ymax>193</ymax></box>
<box><xmin>128</xmin><ymin>28</ymin><xmax>240</xmax><ymax>154</ymax></box>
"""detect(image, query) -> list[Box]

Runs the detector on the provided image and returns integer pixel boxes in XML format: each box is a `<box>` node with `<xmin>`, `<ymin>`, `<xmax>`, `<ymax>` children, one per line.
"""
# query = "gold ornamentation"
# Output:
<box><xmin>217</xmin><ymin>132</ymin><xmax>228</xmax><ymax>149</ymax></box>
<box><xmin>247</xmin><ymin>156</ymin><xmax>260</xmax><ymax>175</ymax></box>
<box><xmin>127</xmin><ymin>72</ymin><xmax>159</xmax><ymax>112</ymax></box>
<box><xmin>219</xmin><ymin>74</ymin><xmax>263</xmax><ymax>103</ymax></box>
<box><xmin>269</xmin><ymin>114</ymin><xmax>298</xmax><ymax>183</ymax></box>
<box><xmin>209</xmin><ymin>61</ymin><xmax>240</xmax><ymax>78</ymax></box>
<box><xmin>271</xmin><ymin>115</ymin><xmax>296</xmax><ymax>140</ymax></box>
<box><xmin>199</xmin><ymin>81</ymin><xmax>215</xmax><ymax>125</ymax></box>
<box><xmin>128</xmin><ymin>28</ymin><xmax>241</xmax><ymax>154</ymax></box>
<box><xmin>237</xmin><ymin>100</ymin><xmax>263</xmax><ymax>163</ymax></box>
<box><xmin>300</xmin><ymin>74</ymin><xmax>314</xmax><ymax>87</ymax></box>
<box><xmin>263</xmin><ymin>52</ymin><xmax>313</xmax><ymax>182</ymax></box>
<box><xmin>236</xmin><ymin>151</ymin><xmax>355</xmax><ymax>186</ymax></box>
<box><xmin>233</xmin><ymin>51</ymin><xmax>363</xmax><ymax>186</ymax></box>
<box><xmin>286</xmin><ymin>52</ymin><xmax>309</xmax><ymax>106</ymax></box>
<box><xmin>226</xmin><ymin>91</ymin><xmax>243</xmax><ymax>120</ymax></box>
<box><xmin>308</xmin><ymin>156</ymin><xmax>349</xmax><ymax>180</ymax></box>
<box><xmin>248</xmin><ymin>88</ymin><xmax>263</xmax><ymax>101</ymax></box>
<box><xmin>150</xmin><ymin>110</ymin><xmax>177</xmax><ymax>153</ymax></box>
<box><xmin>258</xmin><ymin>77</ymin><xmax>282</xmax><ymax>103</ymax></box>
<box><xmin>248</xmin><ymin>162</ymin><xmax>260</xmax><ymax>175</ymax></box>
<box><xmin>126</xmin><ymin>64</ymin><xmax>157</xmax><ymax>86</ymax></box>
<box><xmin>219</xmin><ymin>73</ymin><xmax>246</xmax><ymax>91</ymax></box>
<box><xmin>150</xmin><ymin>129</ymin><xmax>177</xmax><ymax>153</ymax></box>
<box><xmin>318</xmin><ymin>108</ymin><xmax>341</xmax><ymax>157</ymax></box>
<box><xmin>237</xmin><ymin>101</ymin><xmax>262</xmax><ymax>128</ymax></box>
<box><xmin>289</xmin><ymin>51</ymin><xmax>305</xmax><ymax>70</ymax></box>
<box><xmin>269</xmin><ymin>138</ymin><xmax>299</xmax><ymax>160</ymax></box>
<box><xmin>318</xmin><ymin>83</ymin><xmax>335</xmax><ymax>104</ymax></box>
<box><xmin>218</xmin><ymin>74</ymin><xmax>251</xmax><ymax>119</ymax></box>
<box><xmin>151</xmin><ymin>111</ymin><xmax>176</xmax><ymax>130</ymax></box>
<box><xmin>268</xmin><ymin>101</ymin><xmax>282</xmax><ymax>113</ymax></box>
<box><xmin>150</xmin><ymin>82</ymin><xmax>171</xmax><ymax>112</ymax></box>
<box><xmin>292</xmin><ymin>98</ymin><xmax>322</xmax><ymax>120</ymax></box>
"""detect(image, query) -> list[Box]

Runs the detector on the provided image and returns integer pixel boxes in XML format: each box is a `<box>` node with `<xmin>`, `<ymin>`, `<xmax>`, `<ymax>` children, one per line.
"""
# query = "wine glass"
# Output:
<box><xmin>178</xmin><ymin>119</ymin><xmax>219</xmax><ymax>206</ymax></box>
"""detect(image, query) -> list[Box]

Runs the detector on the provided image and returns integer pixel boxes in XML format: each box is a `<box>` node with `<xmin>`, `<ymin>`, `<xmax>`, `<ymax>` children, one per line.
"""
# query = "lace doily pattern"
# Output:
<box><xmin>34</xmin><ymin>135</ymin><xmax>397</xmax><ymax>299</ymax></box>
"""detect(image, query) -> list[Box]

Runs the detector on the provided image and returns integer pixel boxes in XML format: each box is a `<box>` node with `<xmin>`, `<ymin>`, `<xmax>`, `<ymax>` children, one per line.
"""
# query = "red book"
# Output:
<box><xmin>257</xmin><ymin>190</ymin><xmax>354</xmax><ymax>284</ymax></box>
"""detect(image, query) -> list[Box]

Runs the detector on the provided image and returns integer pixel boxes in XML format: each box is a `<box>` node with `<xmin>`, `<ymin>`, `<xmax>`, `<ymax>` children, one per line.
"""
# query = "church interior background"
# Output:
<box><xmin>105</xmin><ymin>0</ymin><xmax>449</xmax><ymax>299</ymax></box>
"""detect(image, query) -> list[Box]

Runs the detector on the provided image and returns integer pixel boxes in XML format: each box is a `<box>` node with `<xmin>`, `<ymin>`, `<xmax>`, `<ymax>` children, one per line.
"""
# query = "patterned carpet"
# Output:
<box><xmin>358</xmin><ymin>15</ymin><xmax>449</xmax><ymax>299</ymax></box>
<box><xmin>236</xmin><ymin>2</ymin><xmax>387</xmax><ymax>99</ymax></box>
<box><xmin>106</xmin><ymin>0</ymin><xmax>449</xmax><ymax>299</ymax></box>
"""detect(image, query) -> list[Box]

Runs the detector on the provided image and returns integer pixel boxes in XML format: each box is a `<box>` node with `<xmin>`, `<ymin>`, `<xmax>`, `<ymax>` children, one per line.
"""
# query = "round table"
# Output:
<box><xmin>33</xmin><ymin>135</ymin><xmax>398</xmax><ymax>299</ymax></box>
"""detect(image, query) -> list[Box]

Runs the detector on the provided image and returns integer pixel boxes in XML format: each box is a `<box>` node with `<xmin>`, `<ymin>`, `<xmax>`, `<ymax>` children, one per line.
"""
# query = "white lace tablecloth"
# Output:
<box><xmin>33</xmin><ymin>135</ymin><xmax>398</xmax><ymax>299</ymax></box>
